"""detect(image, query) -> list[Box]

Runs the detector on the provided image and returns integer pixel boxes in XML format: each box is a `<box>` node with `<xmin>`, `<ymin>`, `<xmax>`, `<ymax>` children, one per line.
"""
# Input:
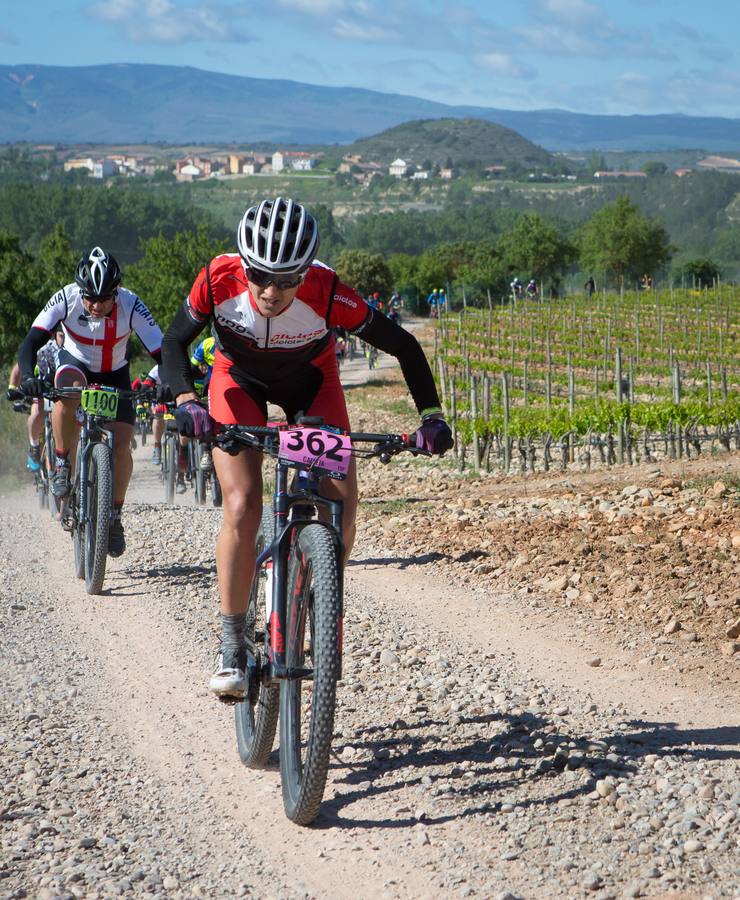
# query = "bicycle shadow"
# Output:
<box><xmin>348</xmin><ymin>548</ymin><xmax>488</xmax><ymax>569</ymax></box>
<box><xmin>313</xmin><ymin>713</ymin><xmax>738</xmax><ymax>830</ymax></box>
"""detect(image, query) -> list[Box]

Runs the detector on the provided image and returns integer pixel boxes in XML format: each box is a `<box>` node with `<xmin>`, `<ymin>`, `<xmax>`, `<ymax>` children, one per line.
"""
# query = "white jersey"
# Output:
<box><xmin>31</xmin><ymin>283</ymin><xmax>162</xmax><ymax>373</ymax></box>
<box><xmin>36</xmin><ymin>339</ymin><xmax>62</xmax><ymax>379</ymax></box>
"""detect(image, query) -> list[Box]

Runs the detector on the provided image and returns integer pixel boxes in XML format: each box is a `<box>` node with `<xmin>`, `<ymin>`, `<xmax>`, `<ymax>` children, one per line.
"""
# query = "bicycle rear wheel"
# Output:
<box><xmin>279</xmin><ymin>523</ymin><xmax>341</xmax><ymax>825</ymax></box>
<box><xmin>84</xmin><ymin>442</ymin><xmax>112</xmax><ymax>595</ymax></box>
<box><xmin>235</xmin><ymin>508</ymin><xmax>279</xmax><ymax>768</ymax></box>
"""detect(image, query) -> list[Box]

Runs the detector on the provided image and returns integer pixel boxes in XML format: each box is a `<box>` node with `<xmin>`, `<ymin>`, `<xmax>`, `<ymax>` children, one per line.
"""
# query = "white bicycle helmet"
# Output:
<box><xmin>236</xmin><ymin>197</ymin><xmax>320</xmax><ymax>274</ymax></box>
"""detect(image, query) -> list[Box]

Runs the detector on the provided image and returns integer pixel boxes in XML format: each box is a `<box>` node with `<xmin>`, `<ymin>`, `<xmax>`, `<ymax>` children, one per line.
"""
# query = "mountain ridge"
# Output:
<box><xmin>3</xmin><ymin>63</ymin><xmax>740</xmax><ymax>151</ymax></box>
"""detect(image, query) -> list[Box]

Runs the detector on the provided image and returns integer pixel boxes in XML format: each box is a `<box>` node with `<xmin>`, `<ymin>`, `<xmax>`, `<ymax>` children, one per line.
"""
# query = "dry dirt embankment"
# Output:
<box><xmin>1</xmin><ymin>335</ymin><xmax>738</xmax><ymax>900</ymax></box>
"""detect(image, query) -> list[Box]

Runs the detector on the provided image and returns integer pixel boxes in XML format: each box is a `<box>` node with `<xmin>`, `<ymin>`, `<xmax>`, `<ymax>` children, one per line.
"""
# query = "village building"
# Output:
<box><xmin>389</xmin><ymin>158</ymin><xmax>412</xmax><ymax>177</ymax></box>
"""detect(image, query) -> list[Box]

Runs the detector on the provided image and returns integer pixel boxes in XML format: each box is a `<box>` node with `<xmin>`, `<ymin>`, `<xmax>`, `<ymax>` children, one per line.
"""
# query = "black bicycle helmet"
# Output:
<box><xmin>75</xmin><ymin>246</ymin><xmax>122</xmax><ymax>297</ymax></box>
<box><xmin>237</xmin><ymin>197</ymin><xmax>319</xmax><ymax>274</ymax></box>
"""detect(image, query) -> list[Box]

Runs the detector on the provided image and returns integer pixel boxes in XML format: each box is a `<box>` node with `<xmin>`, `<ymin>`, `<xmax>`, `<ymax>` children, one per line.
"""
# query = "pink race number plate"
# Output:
<box><xmin>278</xmin><ymin>427</ymin><xmax>353</xmax><ymax>478</ymax></box>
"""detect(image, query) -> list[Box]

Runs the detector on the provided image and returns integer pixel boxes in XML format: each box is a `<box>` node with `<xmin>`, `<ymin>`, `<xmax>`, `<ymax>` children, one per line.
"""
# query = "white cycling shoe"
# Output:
<box><xmin>209</xmin><ymin>647</ymin><xmax>247</xmax><ymax>698</ymax></box>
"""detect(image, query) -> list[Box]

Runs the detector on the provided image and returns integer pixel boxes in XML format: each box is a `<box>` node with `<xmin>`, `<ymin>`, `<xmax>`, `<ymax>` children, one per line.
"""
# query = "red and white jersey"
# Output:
<box><xmin>31</xmin><ymin>283</ymin><xmax>162</xmax><ymax>373</ymax></box>
<box><xmin>185</xmin><ymin>255</ymin><xmax>370</xmax><ymax>375</ymax></box>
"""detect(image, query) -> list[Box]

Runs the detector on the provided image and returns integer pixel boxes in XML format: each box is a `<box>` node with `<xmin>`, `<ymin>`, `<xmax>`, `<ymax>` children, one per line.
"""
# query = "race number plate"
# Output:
<box><xmin>278</xmin><ymin>427</ymin><xmax>352</xmax><ymax>479</ymax></box>
<box><xmin>80</xmin><ymin>386</ymin><xmax>119</xmax><ymax>419</ymax></box>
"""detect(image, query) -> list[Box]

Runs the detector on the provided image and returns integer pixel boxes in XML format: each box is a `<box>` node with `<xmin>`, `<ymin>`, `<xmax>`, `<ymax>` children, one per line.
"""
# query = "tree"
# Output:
<box><xmin>642</xmin><ymin>161</ymin><xmax>668</xmax><ymax>177</ymax></box>
<box><xmin>496</xmin><ymin>213</ymin><xmax>576</xmax><ymax>284</ymax></box>
<box><xmin>673</xmin><ymin>257</ymin><xmax>721</xmax><ymax>288</ymax></box>
<box><xmin>126</xmin><ymin>226</ymin><xmax>230</xmax><ymax>328</ymax></box>
<box><xmin>32</xmin><ymin>223</ymin><xmax>78</xmax><ymax>304</ymax></box>
<box><xmin>0</xmin><ymin>230</ymin><xmax>37</xmax><ymax>360</ymax></box>
<box><xmin>578</xmin><ymin>196</ymin><xmax>673</xmax><ymax>288</ymax></box>
<box><xmin>334</xmin><ymin>249</ymin><xmax>392</xmax><ymax>298</ymax></box>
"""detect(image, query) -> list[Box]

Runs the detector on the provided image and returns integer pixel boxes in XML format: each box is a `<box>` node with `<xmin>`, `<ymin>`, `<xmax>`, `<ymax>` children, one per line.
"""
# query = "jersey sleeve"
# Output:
<box><xmin>31</xmin><ymin>288</ymin><xmax>68</xmax><ymax>333</ymax></box>
<box><xmin>328</xmin><ymin>279</ymin><xmax>371</xmax><ymax>332</ymax></box>
<box><xmin>130</xmin><ymin>296</ymin><xmax>164</xmax><ymax>354</ymax></box>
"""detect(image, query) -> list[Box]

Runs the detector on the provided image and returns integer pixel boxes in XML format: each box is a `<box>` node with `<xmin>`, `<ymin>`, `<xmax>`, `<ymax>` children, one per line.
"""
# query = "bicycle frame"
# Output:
<box><xmin>256</xmin><ymin>461</ymin><xmax>344</xmax><ymax>684</ymax></box>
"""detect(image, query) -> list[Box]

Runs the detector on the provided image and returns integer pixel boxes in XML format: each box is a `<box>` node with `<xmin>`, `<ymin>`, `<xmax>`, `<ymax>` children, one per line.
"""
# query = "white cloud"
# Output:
<box><xmin>474</xmin><ymin>53</ymin><xmax>536</xmax><ymax>80</ymax></box>
<box><xmin>88</xmin><ymin>0</ymin><xmax>251</xmax><ymax>44</ymax></box>
<box><xmin>277</xmin><ymin>0</ymin><xmax>345</xmax><ymax>13</ymax></box>
<box><xmin>333</xmin><ymin>18</ymin><xmax>400</xmax><ymax>42</ymax></box>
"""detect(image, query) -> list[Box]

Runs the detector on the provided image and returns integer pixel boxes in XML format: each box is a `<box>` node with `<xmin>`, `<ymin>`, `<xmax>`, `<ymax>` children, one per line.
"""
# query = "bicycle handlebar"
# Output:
<box><xmin>212</xmin><ymin>423</ymin><xmax>430</xmax><ymax>461</ymax></box>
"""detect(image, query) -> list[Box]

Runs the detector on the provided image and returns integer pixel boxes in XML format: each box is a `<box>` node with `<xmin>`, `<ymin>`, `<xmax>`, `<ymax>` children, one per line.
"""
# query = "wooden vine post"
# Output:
<box><xmin>502</xmin><ymin>372</ymin><xmax>511</xmax><ymax>474</ymax></box>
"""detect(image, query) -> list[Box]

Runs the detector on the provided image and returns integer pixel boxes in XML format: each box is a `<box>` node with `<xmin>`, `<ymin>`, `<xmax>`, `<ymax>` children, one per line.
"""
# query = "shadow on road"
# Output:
<box><xmin>313</xmin><ymin>712</ymin><xmax>738</xmax><ymax>830</ymax></box>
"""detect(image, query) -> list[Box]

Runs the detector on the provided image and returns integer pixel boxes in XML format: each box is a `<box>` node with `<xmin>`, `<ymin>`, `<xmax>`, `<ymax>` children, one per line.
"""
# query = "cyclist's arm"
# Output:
<box><xmin>354</xmin><ymin>311</ymin><xmax>442</xmax><ymax>416</ymax></box>
<box><xmin>129</xmin><ymin>294</ymin><xmax>163</xmax><ymax>364</ymax></box>
<box><xmin>161</xmin><ymin>301</ymin><xmax>209</xmax><ymax>403</ymax></box>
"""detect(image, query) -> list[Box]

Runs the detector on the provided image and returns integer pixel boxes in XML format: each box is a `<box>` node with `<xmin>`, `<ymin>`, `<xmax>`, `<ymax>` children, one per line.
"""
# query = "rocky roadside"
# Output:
<box><xmin>344</xmin><ymin>364</ymin><xmax>740</xmax><ymax>663</ymax></box>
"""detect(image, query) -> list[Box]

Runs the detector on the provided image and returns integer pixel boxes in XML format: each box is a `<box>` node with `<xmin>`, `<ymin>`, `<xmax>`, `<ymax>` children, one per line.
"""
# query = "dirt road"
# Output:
<box><xmin>1</xmin><ymin>344</ymin><xmax>738</xmax><ymax>900</ymax></box>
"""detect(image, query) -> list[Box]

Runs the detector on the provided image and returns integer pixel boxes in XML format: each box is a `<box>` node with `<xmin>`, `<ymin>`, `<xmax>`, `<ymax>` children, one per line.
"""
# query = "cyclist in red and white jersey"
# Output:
<box><xmin>18</xmin><ymin>246</ymin><xmax>163</xmax><ymax>556</ymax></box>
<box><xmin>162</xmin><ymin>197</ymin><xmax>453</xmax><ymax>698</ymax></box>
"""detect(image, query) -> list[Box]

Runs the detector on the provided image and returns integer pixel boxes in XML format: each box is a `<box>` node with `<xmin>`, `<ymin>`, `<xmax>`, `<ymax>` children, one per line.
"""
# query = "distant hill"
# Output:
<box><xmin>344</xmin><ymin>118</ymin><xmax>553</xmax><ymax>168</ymax></box>
<box><xmin>3</xmin><ymin>63</ymin><xmax>740</xmax><ymax>151</ymax></box>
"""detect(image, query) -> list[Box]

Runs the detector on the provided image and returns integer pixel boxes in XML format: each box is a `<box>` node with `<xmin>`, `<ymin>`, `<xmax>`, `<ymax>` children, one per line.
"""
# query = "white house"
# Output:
<box><xmin>389</xmin><ymin>158</ymin><xmax>411</xmax><ymax>177</ymax></box>
<box><xmin>272</xmin><ymin>152</ymin><xmax>285</xmax><ymax>173</ymax></box>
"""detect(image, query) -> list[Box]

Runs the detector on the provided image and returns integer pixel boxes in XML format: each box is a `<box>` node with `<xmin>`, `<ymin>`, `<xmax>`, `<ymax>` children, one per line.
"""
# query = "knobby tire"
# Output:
<box><xmin>72</xmin><ymin>451</ymin><xmax>85</xmax><ymax>580</ymax></box>
<box><xmin>193</xmin><ymin>441</ymin><xmax>206</xmax><ymax>506</ymax></box>
<box><xmin>84</xmin><ymin>442</ymin><xmax>112</xmax><ymax>595</ymax></box>
<box><xmin>235</xmin><ymin>507</ymin><xmax>279</xmax><ymax>768</ymax></box>
<box><xmin>164</xmin><ymin>433</ymin><xmax>176</xmax><ymax>505</ymax></box>
<box><xmin>279</xmin><ymin>523</ymin><xmax>341</xmax><ymax>826</ymax></box>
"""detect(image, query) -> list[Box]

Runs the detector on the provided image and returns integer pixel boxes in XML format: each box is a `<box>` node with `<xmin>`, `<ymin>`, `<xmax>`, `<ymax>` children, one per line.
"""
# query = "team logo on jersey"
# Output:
<box><xmin>133</xmin><ymin>298</ymin><xmax>156</xmax><ymax>328</ymax></box>
<box><xmin>333</xmin><ymin>291</ymin><xmax>359</xmax><ymax>310</ymax></box>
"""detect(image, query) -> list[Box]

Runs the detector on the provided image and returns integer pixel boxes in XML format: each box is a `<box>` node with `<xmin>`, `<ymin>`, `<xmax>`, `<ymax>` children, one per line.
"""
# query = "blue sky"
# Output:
<box><xmin>2</xmin><ymin>0</ymin><xmax>738</xmax><ymax>116</ymax></box>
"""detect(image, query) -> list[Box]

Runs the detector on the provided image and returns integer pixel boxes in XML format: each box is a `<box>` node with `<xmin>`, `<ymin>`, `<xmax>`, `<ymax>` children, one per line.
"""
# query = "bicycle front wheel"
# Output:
<box><xmin>210</xmin><ymin>471</ymin><xmax>223</xmax><ymax>508</ymax></box>
<box><xmin>235</xmin><ymin>508</ymin><xmax>279</xmax><ymax>768</ymax></box>
<box><xmin>72</xmin><ymin>452</ymin><xmax>85</xmax><ymax>580</ymax></box>
<box><xmin>84</xmin><ymin>442</ymin><xmax>112</xmax><ymax>595</ymax></box>
<box><xmin>279</xmin><ymin>523</ymin><xmax>341</xmax><ymax>826</ymax></box>
<box><xmin>193</xmin><ymin>441</ymin><xmax>206</xmax><ymax>506</ymax></box>
<box><xmin>164</xmin><ymin>432</ymin><xmax>176</xmax><ymax>504</ymax></box>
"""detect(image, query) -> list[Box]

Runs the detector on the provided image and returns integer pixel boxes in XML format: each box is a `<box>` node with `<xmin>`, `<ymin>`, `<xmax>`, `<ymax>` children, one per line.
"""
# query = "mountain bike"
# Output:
<box><xmin>190</xmin><ymin>438</ymin><xmax>222</xmax><ymax>507</ymax></box>
<box><xmin>135</xmin><ymin>397</ymin><xmax>152</xmax><ymax>446</ymax></box>
<box><xmin>6</xmin><ymin>389</ymin><xmax>57</xmax><ymax>514</ymax></box>
<box><xmin>213</xmin><ymin>418</ymin><xmax>428</xmax><ymax>825</ymax></box>
<box><xmin>50</xmin><ymin>385</ymin><xmax>147</xmax><ymax>594</ymax></box>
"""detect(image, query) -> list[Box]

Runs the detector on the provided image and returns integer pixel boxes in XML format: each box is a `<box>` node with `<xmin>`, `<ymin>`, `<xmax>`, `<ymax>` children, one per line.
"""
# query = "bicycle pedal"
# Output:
<box><xmin>60</xmin><ymin>517</ymin><xmax>74</xmax><ymax>533</ymax></box>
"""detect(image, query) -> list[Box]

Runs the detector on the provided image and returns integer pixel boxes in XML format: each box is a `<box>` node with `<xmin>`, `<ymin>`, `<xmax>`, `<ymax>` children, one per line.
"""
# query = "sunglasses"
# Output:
<box><xmin>246</xmin><ymin>268</ymin><xmax>304</xmax><ymax>290</ymax></box>
<box><xmin>83</xmin><ymin>292</ymin><xmax>116</xmax><ymax>304</ymax></box>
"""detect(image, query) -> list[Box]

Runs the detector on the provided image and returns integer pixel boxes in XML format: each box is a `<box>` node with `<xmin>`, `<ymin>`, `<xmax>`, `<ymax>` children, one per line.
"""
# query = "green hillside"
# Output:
<box><xmin>344</xmin><ymin>117</ymin><xmax>554</xmax><ymax>169</ymax></box>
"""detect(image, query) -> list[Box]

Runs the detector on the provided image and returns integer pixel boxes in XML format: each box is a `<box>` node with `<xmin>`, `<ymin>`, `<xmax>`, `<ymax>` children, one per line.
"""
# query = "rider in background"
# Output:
<box><xmin>510</xmin><ymin>277</ymin><xmax>523</xmax><ymax>299</ymax></box>
<box><xmin>426</xmin><ymin>288</ymin><xmax>439</xmax><ymax>318</ymax></box>
<box><xmin>388</xmin><ymin>292</ymin><xmax>403</xmax><ymax>324</ymax></box>
<box><xmin>8</xmin><ymin>327</ymin><xmax>64</xmax><ymax>473</ymax></box>
<box><xmin>526</xmin><ymin>277</ymin><xmax>539</xmax><ymax>298</ymax></box>
<box><xmin>17</xmin><ymin>247</ymin><xmax>163</xmax><ymax>556</ymax></box>
<box><xmin>161</xmin><ymin>197</ymin><xmax>453</xmax><ymax>699</ymax></box>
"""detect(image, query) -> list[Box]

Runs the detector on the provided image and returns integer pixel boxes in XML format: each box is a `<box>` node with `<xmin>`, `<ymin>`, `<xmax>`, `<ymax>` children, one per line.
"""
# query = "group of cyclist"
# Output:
<box><xmin>10</xmin><ymin>197</ymin><xmax>453</xmax><ymax>699</ymax></box>
<box><xmin>510</xmin><ymin>277</ymin><xmax>539</xmax><ymax>300</ymax></box>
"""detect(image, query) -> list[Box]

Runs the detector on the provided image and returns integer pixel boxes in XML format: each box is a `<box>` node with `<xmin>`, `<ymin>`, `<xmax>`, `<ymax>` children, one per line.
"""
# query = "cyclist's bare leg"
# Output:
<box><xmin>52</xmin><ymin>399</ymin><xmax>81</xmax><ymax>466</ymax></box>
<box><xmin>319</xmin><ymin>457</ymin><xmax>358</xmax><ymax>564</ymax></box>
<box><xmin>152</xmin><ymin>416</ymin><xmax>164</xmax><ymax>445</ymax></box>
<box><xmin>212</xmin><ymin>447</ymin><xmax>263</xmax><ymax>615</ymax></box>
<box><xmin>27</xmin><ymin>401</ymin><xmax>44</xmax><ymax>443</ymax></box>
<box><xmin>107</xmin><ymin>422</ymin><xmax>135</xmax><ymax>505</ymax></box>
